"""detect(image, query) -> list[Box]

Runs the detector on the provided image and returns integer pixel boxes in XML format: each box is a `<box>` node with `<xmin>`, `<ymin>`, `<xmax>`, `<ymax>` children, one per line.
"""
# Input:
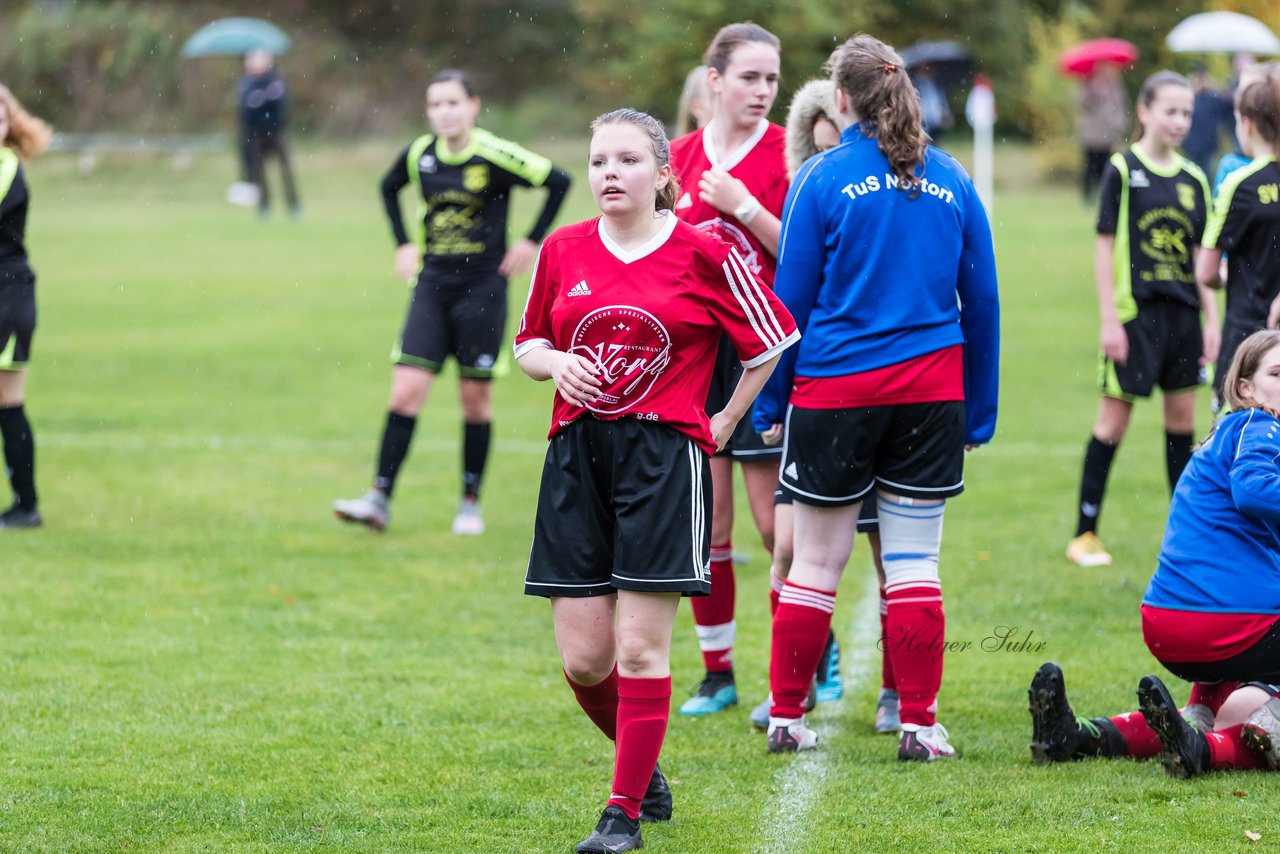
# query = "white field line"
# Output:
<box><xmin>762</xmin><ymin>573</ymin><xmax>881</xmax><ymax>854</ymax></box>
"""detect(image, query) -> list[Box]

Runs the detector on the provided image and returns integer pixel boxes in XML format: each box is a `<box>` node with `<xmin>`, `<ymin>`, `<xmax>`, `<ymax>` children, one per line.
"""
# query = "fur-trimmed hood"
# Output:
<box><xmin>785</xmin><ymin>79</ymin><xmax>838</xmax><ymax>178</ymax></box>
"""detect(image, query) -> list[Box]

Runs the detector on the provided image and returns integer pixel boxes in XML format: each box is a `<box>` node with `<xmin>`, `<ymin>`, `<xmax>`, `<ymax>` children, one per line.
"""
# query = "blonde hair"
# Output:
<box><xmin>826</xmin><ymin>35</ymin><xmax>927</xmax><ymax>194</ymax></box>
<box><xmin>1223</xmin><ymin>330</ymin><xmax>1280</xmax><ymax>414</ymax></box>
<box><xmin>675</xmin><ymin>65</ymin><xmax>709</xmax><ymax>137</ymax></box>
<box><xmin>0</xmin><ymin>85</ymin><xmax>51</xmax><ymax>160</ymax></box>
<box><xmin>590</xmin><ymin>108</ymin><xmax>679</xmax><ymax>212</ymax></box>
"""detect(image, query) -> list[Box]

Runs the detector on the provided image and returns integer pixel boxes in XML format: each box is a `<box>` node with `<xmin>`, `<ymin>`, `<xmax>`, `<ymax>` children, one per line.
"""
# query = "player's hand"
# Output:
<box><xmin>709</xmin><ymin>410</ymin><xmax>740</xmax><ymax>452</ymax></box>
<box><xmin>550</xmin><ymin>351</ymin><xmax>601</xmax><ymax>407</ymax></box>
<box><xmin>1100</xmin><ymin>319</ymin><xmax>1128</xmax><ymax>366</ymax></box>
<box><xmin>499</xmin><ymin>238</ymin><xmax>537</xmax><ymax>277</ymax></box>
<box><xmin>760</xmin><ymin>424</ymin><xmax>784</xmax><ymax>446</ymax></box>
<box><xmin>1201</xmin><ymin>323</ymin><xmax>1221</xmax><ymax>366</ymax></box>
<box><xmin>395</xmin><ymin>244</ymin><xmax>419</xmax><ymax>283</ymax></box>
<box><xmin>698</xmin><ymin>169</ymin><xmax>750</xmax><ymax>215</ymax></box>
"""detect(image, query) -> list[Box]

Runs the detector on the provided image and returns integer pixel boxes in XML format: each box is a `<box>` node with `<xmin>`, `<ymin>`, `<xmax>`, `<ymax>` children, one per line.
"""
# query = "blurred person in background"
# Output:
<box><xmin>0</xmin><ymin>85</ymin><xmax>51</xmax><ymax>530</ymax></box>
<box><xmin>237</xmin><ymin>49</ymin><xmax>301</xmax><ymax>218</ymax></box>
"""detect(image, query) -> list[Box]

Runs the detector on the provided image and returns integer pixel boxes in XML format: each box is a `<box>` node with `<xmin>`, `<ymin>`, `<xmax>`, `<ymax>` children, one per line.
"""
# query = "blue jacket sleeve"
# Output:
<box><xmin>956</xmin><ymin>178</ymin><xmax>1000</xmax><ymax>445</ymax></box>
<box><xmin>752</xmin><ymin>160</ymin><xmax>825</xmax><ymax>433</ymax></box>
<box><xmin>1230</xmin><ymin>413</ymin><xmax>1280</xmax><ymax>526</ymax></box>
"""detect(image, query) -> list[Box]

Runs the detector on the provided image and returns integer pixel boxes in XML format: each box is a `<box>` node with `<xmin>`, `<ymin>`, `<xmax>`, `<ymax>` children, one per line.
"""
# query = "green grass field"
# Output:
<box><xmin>2</xmin><ymin>141</ymin><xmax>1276</xmax><ymax>852</ymax></box>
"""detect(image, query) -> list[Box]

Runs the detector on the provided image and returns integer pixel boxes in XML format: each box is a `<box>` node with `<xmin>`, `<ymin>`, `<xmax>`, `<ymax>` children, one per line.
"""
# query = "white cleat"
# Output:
<box><xmin>333</xmin><ymin>489</ymin><xmax>390</xmax><ymax>532</ymax></box>
<box><xmin>451</xmin><ymin>499</ymin><xmax>485</xmax><ymax>535</ymax></box>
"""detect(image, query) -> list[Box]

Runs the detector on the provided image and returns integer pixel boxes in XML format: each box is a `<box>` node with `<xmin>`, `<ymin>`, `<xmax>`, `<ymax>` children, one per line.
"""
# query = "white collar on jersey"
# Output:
<box><xmin>597</xmin><ymin>210</ymin><xmax>678</xmax><ymax>265</ymax></box>
<box><xmin>702</xmin><ymin>118</ymin><xmax>769</xmax><ymax>172</ymax></box>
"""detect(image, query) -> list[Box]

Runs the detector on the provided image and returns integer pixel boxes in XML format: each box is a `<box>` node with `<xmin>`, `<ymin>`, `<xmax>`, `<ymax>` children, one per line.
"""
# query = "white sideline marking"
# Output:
<box><xmin>762</xmin><ymin>573</ymin><xmax>881</xmax><ymax>854</ymax></box>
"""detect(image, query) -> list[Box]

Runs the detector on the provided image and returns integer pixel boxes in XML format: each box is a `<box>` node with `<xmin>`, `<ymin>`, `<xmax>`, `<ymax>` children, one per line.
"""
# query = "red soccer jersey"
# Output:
<box><xmin>514</xmin><ymin>213</ymin><xmax>799</xmax><ymax>454</ymax></box>
<box><xmin>670</xmin><ymin>120</ymin><xmax>788</xmax><ymax>285</ymax></box>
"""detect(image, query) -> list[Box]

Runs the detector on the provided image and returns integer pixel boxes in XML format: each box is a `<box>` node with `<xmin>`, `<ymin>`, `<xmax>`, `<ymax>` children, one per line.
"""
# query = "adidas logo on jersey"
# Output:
<box><xmin>1130</xmin><ymin>169</ymin><xmax>1150</xmax><ymax>188</ymax></box>
<box><xmin>567</xmin><ymin>280</ymin><xmax>592</xmax><ymax>297</ymax></box>
<box><xmin>676</xmin><ymin>192</ymin><xmax>693</xmax><ymax>210</ymax></box>
<box><xmin>784</xmin><ymin>462</ymin><xmax>799</xmax><ymax>480</ymax></box>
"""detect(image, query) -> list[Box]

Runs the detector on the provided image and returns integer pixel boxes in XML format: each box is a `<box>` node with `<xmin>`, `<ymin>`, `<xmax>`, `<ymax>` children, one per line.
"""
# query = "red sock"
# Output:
<box><xmin>1207</xmin><ymin>724</ymin><xmax>1267</xmax><ymax>770</ymax></box>
<box><xmin>768</xmin><ymin>572</ymin><xmax>784</xmax><ymax>616</ymax></box>
<box><xmin>607</xmin><ymin>675</ymin><xmax>671</xmax><ymax>820</ymax></box>
<box><xmin>885</xmin><ymin>585</ymin><xmax>944</xmax><ymax>726</ymax></box>
<box><xmin>565</xmin><ymin>666</ymin><xmax>618</xmax><ymax>741</ymax></box>
<box><xmin>878</xmin><ymin>588</ymin><xmax>895</xmax><ymax>691</ymax></box>
<box><xmin>1188</xmin><ymin>681</ymin><xmax>1240</xmax><ymax>715</ymax></box>
<box><xmin>769</xmin><ymin>581</ymin><xmax>835</xmax><ymax>718</ymax></box>
<box><xmin>1108</xmin><ymin>711</ymin><xmax>1162</xmax><ymax>758</ymax></box>
<box><xmin>690</xmin><ymin>544</ymin><xmax>736</xmax><ymax>673</ymax></box>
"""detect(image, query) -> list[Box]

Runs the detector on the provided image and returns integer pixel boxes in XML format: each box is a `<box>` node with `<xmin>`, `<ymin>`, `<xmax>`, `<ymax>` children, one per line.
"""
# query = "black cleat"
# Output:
<box><xmin>1138</xmin><ymin>674</ymin><xmax>1211</xmax><ymax>779</ymax></box>
<box><xmin>0</xmin><ymin>503</ymin><xmax>41</xmax><ymax>530</ymax></box>
<box><xmin>1029</xmin><ymin>662</ymin><xmax>1085</xmax><ymax>763</ymax></box>
<box><xmin>576</xmin><ymin>805</ymin><xmax>643</xmax><ymax>853</ymax></box>
<box><xmin>639</xmin><ymin>763</ymin><xmax>671</xmax><ymax>823</ymax></box>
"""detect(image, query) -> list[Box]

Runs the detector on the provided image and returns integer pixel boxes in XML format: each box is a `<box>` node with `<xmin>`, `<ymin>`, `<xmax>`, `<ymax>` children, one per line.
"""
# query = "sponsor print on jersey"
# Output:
<box><xmin>1176</xmin><ymin>182</ymin><xmax>1197</xmax><ymax>212</ymax></box>
<box><xmin>568</xmin><ymin>305</ymin><xmax>672</xmax><ymax>415</ymax></box>
<box><xmin>463</xmin><ymin>164</ymin><xmax>489</xmax><ymax>192</ymax></box>
<box><xmin>693</xmin><ymin>218</ymin><xmax>761</xmax><ymax>274</ymax></box>
<box><xmin>419</xmin><ymin>154</ymin><xmax>438</xmax><ymax>173</ymax></box>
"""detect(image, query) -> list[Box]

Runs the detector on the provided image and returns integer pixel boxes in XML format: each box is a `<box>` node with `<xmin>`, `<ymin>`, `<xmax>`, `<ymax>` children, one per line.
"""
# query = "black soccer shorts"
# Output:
<box><xmin>393</xmin><ymin>272</ymin><xmax>506</xmax><ymax>378</ymax></box>
<box><xmin>778</xmin><ymin>401</ymin><xmax>966</xmax><ymax>507</ymax></box>
<box><xmin>0</xmin><ymin>282</ymin><xmax>35</xmax><ymax>369</ymax></box>
<box><xmin>1099</xmin><ymin>298</ymin><xmax>1204</xmax><ymax>400</ymax></box>
<box><xmin>525</xmin><ymin>418</ymin><xmax>712</xmax><ymax>598</ymax></box>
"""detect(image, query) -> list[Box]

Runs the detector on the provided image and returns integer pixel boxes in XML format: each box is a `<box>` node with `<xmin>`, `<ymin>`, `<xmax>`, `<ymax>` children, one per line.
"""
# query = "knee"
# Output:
<box><xmin>562</xmin><ymin>652</ymin><xmax>615</xmax><ymax>687</ymax></box>
<box><xmin>615</xmin><ymin>635</ymin><xmax>663</xmax><ymax>677</ymax></box>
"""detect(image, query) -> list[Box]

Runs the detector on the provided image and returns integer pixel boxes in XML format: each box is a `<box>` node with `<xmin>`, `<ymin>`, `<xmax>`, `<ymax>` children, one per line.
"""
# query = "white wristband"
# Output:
<box><xmin>733</xmin><ymin>195</ymin><xmax>762</xmax><ymax>225</ymax></box>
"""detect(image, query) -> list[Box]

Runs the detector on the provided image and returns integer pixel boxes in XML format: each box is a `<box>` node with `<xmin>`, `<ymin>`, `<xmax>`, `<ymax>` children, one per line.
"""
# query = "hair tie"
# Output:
<box><xmin>883</xmin><ymin>62</ymin><xmax>900</xmax><ymax>75</ymax></box>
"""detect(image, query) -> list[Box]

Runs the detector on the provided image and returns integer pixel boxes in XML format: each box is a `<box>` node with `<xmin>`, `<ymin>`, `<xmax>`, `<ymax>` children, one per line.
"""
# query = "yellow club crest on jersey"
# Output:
<box><xmin>463</xmin><ymin>165</ymin><xmax>489</xmax><ymax>192</ymax></box>
<box><xmin>1176</xmin><ymin>182</ymin><xmax>1196</xmax><ymax>211</ymax></box>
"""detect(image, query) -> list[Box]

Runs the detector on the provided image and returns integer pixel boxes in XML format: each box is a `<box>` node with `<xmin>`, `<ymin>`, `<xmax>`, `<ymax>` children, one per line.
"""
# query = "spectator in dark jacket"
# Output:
<box><xmin>236</xmin><ymin>49</ymin><xmax>300</xmax><ymax>217</ymax></box>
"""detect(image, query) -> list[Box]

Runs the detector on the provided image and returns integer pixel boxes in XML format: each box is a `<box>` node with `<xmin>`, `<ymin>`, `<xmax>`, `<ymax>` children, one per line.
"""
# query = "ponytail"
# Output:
<box><xmin>826</xmin><ymin>35</ymin><xmax>927</xmax><ymax>194</ymax></box>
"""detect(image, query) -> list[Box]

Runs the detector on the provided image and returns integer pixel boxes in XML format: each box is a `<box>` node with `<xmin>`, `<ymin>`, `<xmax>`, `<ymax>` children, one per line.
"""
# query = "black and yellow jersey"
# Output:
<box><xmin>380</xmin><ymin>128</ymin><xmax>569</xmax><ymax>281</ymax></box>
<box><xmin>0</xmin><ymin>148</ymin><xmax>34</xmax><ymax>286</ymax></box>
<box><xmin>1096</xmin><ymin>145</ymin><xmax>1210</xmax><ymax>323</ymax></box>
<box><xmin>1202</xmin><ymin>155</ymin><xmax>1280</xmax><ymax>330</ymax></box>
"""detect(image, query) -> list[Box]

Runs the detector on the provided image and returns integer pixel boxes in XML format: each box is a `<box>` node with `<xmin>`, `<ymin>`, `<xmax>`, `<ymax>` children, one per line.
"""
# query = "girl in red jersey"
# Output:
<box><xmin>669</xmin><ymin>22</ymin><xmax>792</xmax><ymax>716</ymax></box>
<box><xmin>515</xmin><ymin>109</ymin><xmax>797</xmax><ymax>853</ymax></box>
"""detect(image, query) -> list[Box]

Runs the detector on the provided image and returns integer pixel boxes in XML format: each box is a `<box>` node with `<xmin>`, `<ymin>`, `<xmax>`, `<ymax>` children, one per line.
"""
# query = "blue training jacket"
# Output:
<box><xmin>752</xmin><ymin>124</ymin><xmax>1000</xmax><ymax>444</ymax></box>
<box><xmin>1144</xmin><ymin>407</ymin><xmax>1280</xmax><ymax>614</ymax></box>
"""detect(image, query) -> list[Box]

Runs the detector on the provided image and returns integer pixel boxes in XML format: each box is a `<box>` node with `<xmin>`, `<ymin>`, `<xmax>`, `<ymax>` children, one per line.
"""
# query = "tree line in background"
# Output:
<box><xmin>1</xmin><ymin>0</ymin><xmax>1274</xmax><ymax>151</ymax></box>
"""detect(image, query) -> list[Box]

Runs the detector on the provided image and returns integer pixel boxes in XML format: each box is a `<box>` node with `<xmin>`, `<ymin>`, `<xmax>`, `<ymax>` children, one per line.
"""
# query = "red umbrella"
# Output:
<box><xmin>1058</xmin><ymin>38</ymin><xmax>1139</xmax><ymax>77</ymax></box>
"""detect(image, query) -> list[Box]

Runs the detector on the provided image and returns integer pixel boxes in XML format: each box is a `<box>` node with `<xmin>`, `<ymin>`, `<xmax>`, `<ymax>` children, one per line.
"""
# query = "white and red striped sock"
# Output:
<box><xmin>885</xmin><ymin>583</ymin><xmax>944</xmax><ymax>726</ymax></box>
<box><xmin>691</xmin><ymin>544</ymin><xmax>736</xmax><ymax>673</ymax></box>
<box><xmin>769</xmin><ymin>580</ymin><xmax>835</xmax><ymax>718</ymax></box>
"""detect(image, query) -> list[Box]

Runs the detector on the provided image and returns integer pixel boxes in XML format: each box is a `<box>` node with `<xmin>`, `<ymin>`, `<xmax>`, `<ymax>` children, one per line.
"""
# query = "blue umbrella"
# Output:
<box><xmin>181</xmin><ymin>18</ymin><xmax>291</xmax><ymax>58</ymax></box>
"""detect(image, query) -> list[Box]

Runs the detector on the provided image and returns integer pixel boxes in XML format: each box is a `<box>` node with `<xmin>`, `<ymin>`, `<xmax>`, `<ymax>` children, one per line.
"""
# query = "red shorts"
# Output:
<box><xmin>1141</xmin><ymin>605</ymin><xmax>1279</xmax><ymax>663</ymax></box>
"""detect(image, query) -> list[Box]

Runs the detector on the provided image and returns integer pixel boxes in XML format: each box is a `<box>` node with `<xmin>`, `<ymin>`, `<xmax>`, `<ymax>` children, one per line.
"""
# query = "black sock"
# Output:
<box><xmin>1084</xmin><ymin>716</ymin><xmax>1128</xmax><ymax>758</ymax></box>
<box><xmin>1076</xmin><ymin>436</ymin><xmax>1118</xmax><ymax>536</ymax></box>
<box><xmin>1165</xmin><ymin>431</ymin><xmax>1194</xmax><ymax>493</ymax></box>
<box><xmin>0</xmin><ymin>404</ymin><xmax>36</xmax><ymax>510</ymax></box>
<box><xmin>462</xmin><ymin>421</ymin><xmax>491</xmax><ymax>500</ymax></box>
<box><xmin>374</xmin><ymin>412</ymin><xmax>417</xmax><ymax>497</ymax></box>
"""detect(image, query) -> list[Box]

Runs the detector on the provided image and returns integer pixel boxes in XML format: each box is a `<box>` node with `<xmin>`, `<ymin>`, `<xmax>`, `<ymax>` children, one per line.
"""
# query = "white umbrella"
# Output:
<box><xmin>1166</xmin><ymin>11</ymin><xmax>1280</xmax><ymax>54</ymax></box>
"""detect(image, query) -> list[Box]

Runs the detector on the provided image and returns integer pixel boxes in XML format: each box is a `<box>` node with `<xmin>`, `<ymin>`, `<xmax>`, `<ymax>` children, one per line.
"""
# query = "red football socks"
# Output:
<box><xmin>691</xmin><ymin>544</ymin><xmax>736</xmax><ymax>673</ymax></box>
<box><xmin>1107</xmin><ymin>711</ymin><xmax>1162</xmax><ymax>758</ymax></box>
<box><xmin>1206</xmin><ymin>724</ymin><xmax>1266</xmax><ymax>770</ymax></box>
<box><xmin>885</xmin><ymin>585</ymin><xmax>944</xmax><ymax>726</ymax></box>
<box><xmin>769</xmin><ymin>580</ymin><xmax>836</xmax><ymax>718</ymax></box>
<box><xmin>565</xmin><ymin>666</ymin><xmax>619</xmax><ymax>741</ymax></box>
<box><xmin>607</xmin><ymin>675</ymin><xmax>671</xmax><ymax>820</ymax></box>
